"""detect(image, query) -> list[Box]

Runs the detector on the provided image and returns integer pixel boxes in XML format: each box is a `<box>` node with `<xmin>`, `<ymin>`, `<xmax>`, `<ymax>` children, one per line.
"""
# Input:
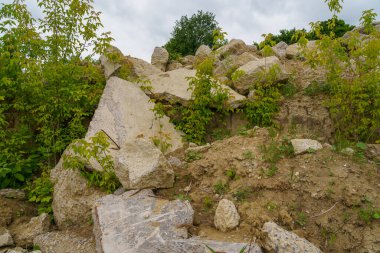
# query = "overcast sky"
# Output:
<box><xmin>1</xmin><ymin>0</ymin><xmax>380</xmax><ymax>61</ymax></box>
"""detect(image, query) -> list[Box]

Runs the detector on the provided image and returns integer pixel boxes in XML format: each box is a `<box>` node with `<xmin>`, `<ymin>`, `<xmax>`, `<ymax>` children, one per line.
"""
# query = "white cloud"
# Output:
<box><xmin>2</xmin><ymin>0</ymin><xmax>379</xmax><ymax>61</ymax></box>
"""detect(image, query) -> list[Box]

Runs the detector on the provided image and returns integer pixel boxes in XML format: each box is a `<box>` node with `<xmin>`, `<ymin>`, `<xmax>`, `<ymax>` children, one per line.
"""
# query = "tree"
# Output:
<box><xmin>0</xmin><ymin>0</ymin><xmax>112</xmax><ymax>188</ymax></box>
<box><xmin>164</xmin><ymin>10</ymin><xmax>221</xmax><ymax>59</ymax></box>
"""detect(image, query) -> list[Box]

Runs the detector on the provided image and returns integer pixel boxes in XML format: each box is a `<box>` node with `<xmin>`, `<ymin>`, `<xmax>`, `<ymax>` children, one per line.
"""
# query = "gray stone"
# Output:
<box><xmin>214</xmin><ymin>52</ymin><xmax>258</xmax><ymax>78</ymax></box>
<box><xmin>92</xmin><ymin>189</ymin><xmax>194</xmax><ymax>253</ymax></box>
<box><xmin>215</xmin><ymin>39</ymin><xmax>250</xmax><ymax>60</ymax></box>
<box><xmin>167</xmin><ymin>60</ymin><xmax>183</xmax><ymax>71</ymax></box>
<box><xmin>33</xmin><ymin>230</ymin><xmax>96</xmax><ymax>253</ymax></box>
<box><xmin>51</xmin><ymin>152</ymin><xmax>107</xmax><ymax>229</ymax></box>
<box><xmin>99</xmin><ymin>46</ymin><xmax>123</xmax><ymax>79</ymax></box>
<box><xmin>291</xmin><ymin>139</ymin><xmax>323</xmax><ymax>155</ymax></box>
<box><xmin>195</xmin><ymin>45</ymin><xmax>212</xmax><ymax>58</ymax></box>
<box><xmin>341</xmin><ymin>147</ymin><xmax>355</xmax><ymax>156</ymax></box>
<box><xmin>214</xmin><ymin>199</ymin><xmax>240</xmax><ymax>232</ymax></box>
<box><xmin>148</xmin><ymin>68</ymin><xmax>246</xmax><ymax>108</ymax></box>
<box><xmin>151</xmin><ymin>47</ymin><xmax>169</xmax><ymax>71</ymax></box>
<box><xmin>262</xmin><ymin>222</ymin><xmax>322</xmax><ymax>253</ymax></box>
<box><xmin>0</xmin><ymin>189</ymin><xmax>25</xmax><ymax>200</ymax></box>
<box><xmin>366</xmin><ymin>144</ymin><xmax>380</xmax><ymax>162</ymax></box>
<box><xmin>186</xmin><ymin>143</ymin><xmax>211</xmax><ymax>154</ymax></box>
<box><xmin>286</xmin><ymin>41</ymin><xmax>317</xmax><ymax>59</ymax></box>
<box><xmin>126</xmin><ymin>56</ymin><xmax>162</xmax><ymax>78</ymax></box>
<box><xmin>233</xmin><ymin>56</ymin><xmax>288</xmax><ymax>95</ymax></box>
<box><xmin>115</xmin><ymin>138</ymin><xmax>174</xmax><ymax>189</ymax></box>
<box><xmin>179</xmin><ymin>55</ymin><xmax>195</xmax><ymax>66</ymax></box>
<box><xmin>0</xmin><ymin>228</ymin><xmax>14</xmax><ymax>248</ymax></box>
<box><xmin>0</xmin><ymin>247</ymin><xmax>27</xmax><ymax>253</ymax></box>
<box><xmin>86</xmin><ymin>76</ymin><xmax>183</xmax><ymax>153</ymax></box>
<box><xmin>272</xmin><ymin>41</ymin><xmax>288</xmax><ymax>59</ymax></box>
<box><xmin>11</xmin><ymin>213</ymin><xmax>50</xmax><ymax>248</ymax></box>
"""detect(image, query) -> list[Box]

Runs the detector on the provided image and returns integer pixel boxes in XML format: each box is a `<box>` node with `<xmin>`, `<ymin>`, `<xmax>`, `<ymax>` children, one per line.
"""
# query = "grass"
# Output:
<box><xmin>203</xmin><ymin>196</ymin><xmax>214</xmax><ymax>210</ymax></box>
<box><xmin>296</xmin><ymin>211</ymin><xmax>307</xmax><ymax>226</ymax></box>
<box><xmin>213</xmin><ymin>181</ymin><xmax>228</xmax><ymax>195</ymax></box>
<box><xmin>185</xmin><ymin>150</ymin><xmax>203</xmax><ymax>162</ymax></box>
<box><xmin>225</xmin><ymin>168</ymin><xmax>237</xmax><ymax>180</ymax></box>
<box><xmin>233</xmin><ymin>187</ymin><xmax>252</xmax><ymax>202</ymax></box>
<box><xmin>304</xmin><ymin>81</ymin><xmax>331</xmax><ymax>96</ymax></box>
<box><xmin>242</xmin><ymin>150</ymin><xmax>254</xmax><ymax>159</ymax></box>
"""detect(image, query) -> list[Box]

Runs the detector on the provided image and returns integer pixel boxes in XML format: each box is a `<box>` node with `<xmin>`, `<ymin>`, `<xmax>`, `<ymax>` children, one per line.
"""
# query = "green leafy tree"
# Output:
<box><xmin>0</xmin><ymin>0</ymin><xmax>112</xmax><ymax>188</ymax></box>
<box><xmin>164</xmin><ymin>11</ymin><xmax>221</xmax><ymax>59</ymax></box>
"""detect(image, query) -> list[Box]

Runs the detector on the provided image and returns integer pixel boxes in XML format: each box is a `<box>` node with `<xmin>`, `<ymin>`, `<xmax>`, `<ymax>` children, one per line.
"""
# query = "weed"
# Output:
<box><xmin>185</xmin><ymin>150</ymin><xmax>203</xmax><ymax>162</ymax></box>
<box><xmin>266</xmin><ymin>201</ymin><xmax>278</xmax><ymax>211</ymax></box>
<box><xmin>261</xmin><ymin>138</ymin><xmax>294</xmax><ymax>165</ymax></box>
<box><xmin>296</xmin><ymin>211</ymin><xmax>307</xmax><ymax>226</ymax></box>
<box><xmin>358</xmin><ymin>206</ymin><xmax>380</xmax><ymax>224</ymax></box>
<box><xmin>304</xmin><ymin>81</ymin><xmax>331</xmax><ymax>96</ymax></box>
<box><xmin>24</xmin><ymin>169</ymin><xmax>54</xmax><ymax>216</ymax></box>
<box><xmin>242</xmin><ymin>150</ymin><xmax>254</xmax><ymax>160</ymax></box>
<box><xmin>203</xmin><ymin>196</ymin><xmax>214</xmax><ymax>210</ymax></box>
<box><xmin>266</xmin><ymin>165</ymin><xmax>278</xmax><ymax>177</ymax></box>
<box><xmin>233</xmin><ymin>187</ymin><xmax>252</xmax><ymax>202</ymax></box>
<box><xmin>176</xmin><ymin>194</ymin><xmax>191</xmax><ymax>202</ymax></box>
<box><xmin>211</xmin><ymin>128</ymin><xmax>231</xmax><ymax>141</ymax></box>
<box><xmin>151</xmin><ymin>102</ymin><xmax>173</xmax><ymax>154</ymax></box>
<box><xmin>213</xmin><ymin>181</ymin><xmax>228</xmax><ymax>195</ymax></box>
<box><xmin>321</xmin><ymin>227</ymin><xmax>337</xmax><ymax>247</ymax></box>
<box><xmin>280</xmin><ymin>82</ymin><xmax>298</xmax><ymax>98</ymax></box>
<box><xmin>226</xmin><ymin>168</ymin><xmax>237</xmax><ymax>180</ymax></box>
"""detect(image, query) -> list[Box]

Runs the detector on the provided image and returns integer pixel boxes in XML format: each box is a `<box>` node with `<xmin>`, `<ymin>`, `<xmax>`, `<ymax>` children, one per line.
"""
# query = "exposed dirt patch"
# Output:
<box><xmin>0</xmin><ymin>196</ymin><xmax>38</xmax><ymax>228</ymax></box>
<box><xmin>158</xmin><ymin>129</ymin><xmax>380</xmax><ymax>252</ymax></box>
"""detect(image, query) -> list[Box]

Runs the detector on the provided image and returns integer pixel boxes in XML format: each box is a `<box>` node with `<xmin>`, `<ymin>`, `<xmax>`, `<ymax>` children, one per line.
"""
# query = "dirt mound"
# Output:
<box><xmin>158</xmin><ymin>129</ymin><xmax>380</xmax><ymax>252</ymax></box>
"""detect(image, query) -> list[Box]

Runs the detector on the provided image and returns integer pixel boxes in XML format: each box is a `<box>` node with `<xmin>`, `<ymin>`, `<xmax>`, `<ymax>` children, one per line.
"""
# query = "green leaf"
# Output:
<box><xmin>14</xmin><ymin>173</ymin><xmax>25</xmax><ymax>182</ymax></box>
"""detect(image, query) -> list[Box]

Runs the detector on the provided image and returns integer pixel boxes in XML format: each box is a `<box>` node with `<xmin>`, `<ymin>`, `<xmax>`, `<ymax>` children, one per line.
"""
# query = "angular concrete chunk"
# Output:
<box><xmin>291</xmin><ymin>139</ymin><xmax>323</xmax><ymax>155</ymax></box>
<box><xmin>214</xmin><ymin>199</ymin><xmax>240</xmax><ymax>232</ymax></box>
<box><xmin>115</xmin><ymin>138</ymin><xmax>174</xmax><ymax>189</ymax></box>
<box><xmin>148</xmin><ymin>68</ymin><xmax>246</xmax><ymax>108</ymax></box>
<box><xmin>86</xmin><ymin>76</ymin><xmax>183</xmax><ymax>153</ymax></box>
<box><xmin>92</xmin><ymin>190</ymin><xmax>194</xmax><ymax>253</ymax></box>
<box><xmin>151</xmin><ymin>47</ymin><xmax>169</xmax><ymax>71</ymax></box>
<box><xmin>263</xmin><ymin>222</ymin><xmax>322</xmax><ymax>253</ymax></box>
<box><xmin>234</xmin><ymin>56</ymin><xmax>288</xmax><ymax>95</ymax></box>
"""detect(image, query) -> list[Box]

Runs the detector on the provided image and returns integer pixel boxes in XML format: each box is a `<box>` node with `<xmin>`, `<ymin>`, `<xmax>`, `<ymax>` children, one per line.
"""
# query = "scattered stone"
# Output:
<box><xmin>92</xmin><ymin>189</ymin><xmax>194</xmax><ymax>253</ymax></box>
<box><xmin>0</xmin><ymin>247</ymin><xmax>27</xmax><ymax>253</ymax></box>
<box><xmin>195</xmin><ymin>45</ymin><xmax>212</xmax><ymax>61</ymax></box>
<box><xmin>115</xmin><ymin>138</ymin><xmax>174</xmax><ymax>189</ymax></box>
<box><xmin>233</xmin><ymin>56</ymin><xmax>288</xmax><ymax>95</ymax></box>
<box><xmin>99</xmin><ymin>46</ymin><xmax>123</xmax><ymax>79</ymax></box>
<box><xmin>291</xmin><ymin>139</ymin><xmax>323</xmax><ymax>155</ymax></box>
<box><xmin>50</xmin><ymin>152</ymin><xmax>107</xmax><ymax>229</ymax></box>
<box><xmin>366</xmin><ymin>144</ymin><xmax>380</xmax><ymax>162</ymax></box>
<box><xmin>151</xmin><ymin>47</ymin><xmax>169</xmax><ymax>71</ymax></box>
<box><xmin>214</xmin><ymin>52</ymin><xmax>258</xmax><ymax>78</ymax></box>
<box><xmin>167</xmin><ymin>60</ymin><xmax>183</xmax><ymax>71</ymax></box>
<box><xmin>0</xmin><ymin>189</ymin><xmax>25</xmax><ymax>200</ymax></box>
<box><xmin>11</xmin><ymin>213</ymin><xmax>50</xmax><ymax>248</ymax></box>
<box><xmin>33</xmin><ymin>229</ymin><xmax>96</xmax><ymax>253</ymax></box>
<box><xmin>0</xmin><ymin>228</ymin><xmax>14</xmax><ymax>248</ymax></box>
<box><xmin>286</xmin><ymin>41</ymin><xmax>317</xmax><ymax>59</ymax></box>
<box><xmin>168</xmin><ymin>156</ymin><xmax>184</xmax><ymax>168</ymax></box>
<box><xmin>262</xmin><ymin>222</ymin><xmax>322</xmax><ymax>253</ymax></box>
<box><xmin>126</xmin><ymin>55</ymin><xmax>162</xmax><ymax>78</ymax></box>
<box><xmin>272</xmin><ymin>41</ymin><xmax>288</xmax><ymax>59</ymax></box>
<box><xmin>215</xmin><ymin>39</ymin><xmax>251</xmax><ymax>60</ymax></box>
<box><xmin>179</xmin><ymin>55</ymin><xmax>195</xmax><ymax>67</ymax></box>
<box><xmin>341</xmin><ymin>147</ymin><xmax>355</xmax><ymax>156</ymax></box>
<box><xmin>214</xmin><ymin>199</ymin><xmax>240</xmax><ymax>232</ymax></box>
<box><xmin>148</xmin><ymin>68</ymin><xmax>246</xmax><ymax>108</ymax></box>
<box><xmin>186</xmin><ymin>143</ymin><xmax>211</xmax><ymax>154</ymax></box>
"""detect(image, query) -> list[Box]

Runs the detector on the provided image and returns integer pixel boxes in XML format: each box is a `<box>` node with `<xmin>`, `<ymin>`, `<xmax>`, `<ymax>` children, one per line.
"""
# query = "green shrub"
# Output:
<box><xmin>0</xmin><ymin>0</ymin><xmax>111</xmax><ymax>188</ymax></box>
<box><xmin>213</xmin><ymin>181</ymin><xmax>228</xmax><ymax>195</ymax></box>
<box><xmin>63</xmin><ymin>132</ymin><xmax>121</xmax><ymax>193</ymax></box>
<box><xmin>305</xmin><ymin>10</ymin><xmax>380</xmax><ymax>142</ymax></box>
<box><xmin>24</xmin><ymin>170</ymin><xmax>54</xmax><ymax>216</ymax></box>
<box><xmin>176</xmin><ymin>57</ymin><xmax>230</xmax><ymax>144</ymax></box>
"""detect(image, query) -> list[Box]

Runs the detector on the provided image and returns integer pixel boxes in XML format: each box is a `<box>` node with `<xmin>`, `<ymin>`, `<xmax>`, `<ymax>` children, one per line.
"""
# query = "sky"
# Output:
<box><xmin>1</xmin><ymin>0</ymin><xmax>380</xmax><ymax>61</ymax></box>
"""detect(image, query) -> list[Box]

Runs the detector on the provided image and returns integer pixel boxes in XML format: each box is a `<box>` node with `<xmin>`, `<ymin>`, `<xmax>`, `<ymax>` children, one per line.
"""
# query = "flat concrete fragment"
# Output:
<box><xmin>92</xmin><ymin>189</ymin><xmax>194</xmax><ymax>253</ymax></box>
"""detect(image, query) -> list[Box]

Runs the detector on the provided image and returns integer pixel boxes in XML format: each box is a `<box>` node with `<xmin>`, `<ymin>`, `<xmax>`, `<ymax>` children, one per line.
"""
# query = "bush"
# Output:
<box><xmin>305</xmin><ymin>11</ymin><xmax>380</xmax><ymax>142</ymax></box>
<box><xmin>164</xmin><ymin>11</ymin><xmax>221</xmax><ymax>59</ymax></box>
<box><xmin>0</xmin><ymin>0</ymin><xmax>111</xmax><ymax>188</ymax></box>
<box><xmin>63</xmin><ymin>132</ymin><xmax>121</xmax><ymax>194</ymax></box>
<box><xmin>176</xmin><ymin>57</ymin><xmax>230</xmax><ymax>144</ymax></box>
